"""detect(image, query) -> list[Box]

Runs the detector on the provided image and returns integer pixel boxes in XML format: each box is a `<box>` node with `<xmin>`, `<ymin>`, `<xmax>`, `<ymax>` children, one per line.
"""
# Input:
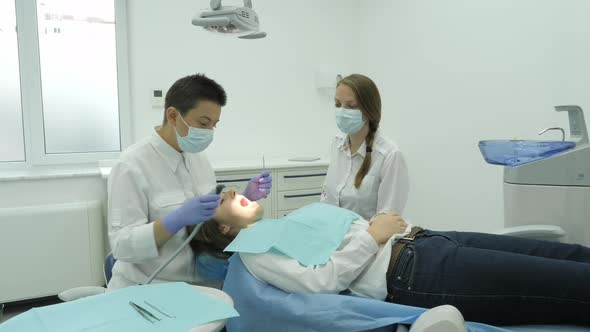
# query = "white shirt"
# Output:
<box><xmin>321</xmin><ymin>130</ymin><xmax>409</xmax><ymax>220</ymax></box>
<box><xmin>240</xmin><ymin>219</ymin><xmax>412</xmax><ymax>300</ymax></box>
<box><xmin>107</xmin><ymin>129</ymin><xmax>216</xmax><ymax>290</ymax></box>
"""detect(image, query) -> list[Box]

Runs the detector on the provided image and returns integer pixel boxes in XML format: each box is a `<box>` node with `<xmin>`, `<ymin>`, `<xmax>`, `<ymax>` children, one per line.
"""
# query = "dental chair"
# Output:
<box><xmin>57</xmin><ymin>254</ymin><xmax>233</xmax><ymax>332</ymax></box>
<box><xmin>223</xmin><ymin>254</ymin><xmax>483</xmax><ymax>332</ymax></box>
<box><xmin>222</xmin><ymin>253</ymin><xmax>588</xmax><ymax>332</ymax></box>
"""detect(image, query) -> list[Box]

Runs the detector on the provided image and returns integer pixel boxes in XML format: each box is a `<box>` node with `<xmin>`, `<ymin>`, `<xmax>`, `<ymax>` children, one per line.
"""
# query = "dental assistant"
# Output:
<box><xmin>107</xmin><ymin>74</ymin><xmax>271</xmax><ymax>290</ymax></box>
<box><xmin>321</xmin><ymin>74</ymin><xmax>409</xmax><ymax>220</ymax></box>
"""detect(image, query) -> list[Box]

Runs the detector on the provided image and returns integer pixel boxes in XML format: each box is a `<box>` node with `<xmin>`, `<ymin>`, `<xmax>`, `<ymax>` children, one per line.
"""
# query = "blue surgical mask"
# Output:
<box><xmin>335</xmin><ymin>108</ymin><xmax>365</xmax><ymax>134</ymax></box>
<box><xmin>175</xmin><ymin>114</ymin><xmax>213</xmax><ymax>153</ymax></box>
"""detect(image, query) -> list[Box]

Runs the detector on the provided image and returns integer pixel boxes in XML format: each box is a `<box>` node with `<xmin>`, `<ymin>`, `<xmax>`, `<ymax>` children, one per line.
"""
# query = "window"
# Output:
<box><xmin>37</xmin><ymin>0</ymin><xmax>121</xmax><ymax>154</ymax></box>
<box><xmin>0</xmin><ymin>0</ymin><xmax>25</xmax><ymax>162</ymax></box>
<box><xmin>1</xmin><ymin>0</ymin><xmax>130</xmax><ymax>165</ymax></box>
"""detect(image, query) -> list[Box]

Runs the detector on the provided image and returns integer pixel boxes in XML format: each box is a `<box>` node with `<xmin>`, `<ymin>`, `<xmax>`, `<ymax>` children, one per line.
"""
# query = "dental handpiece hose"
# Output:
<box><xmin>145</xmin><ymin>185</ymin><xmax>225</xmax><ymax>284</ymax></box>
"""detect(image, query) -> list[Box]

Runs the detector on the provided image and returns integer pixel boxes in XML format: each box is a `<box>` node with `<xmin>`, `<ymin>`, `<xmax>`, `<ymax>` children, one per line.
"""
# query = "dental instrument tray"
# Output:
<box><xmin>478</xmin><ymin>140</ymin><xmax>575</xmax><ymax>167</ymax></box>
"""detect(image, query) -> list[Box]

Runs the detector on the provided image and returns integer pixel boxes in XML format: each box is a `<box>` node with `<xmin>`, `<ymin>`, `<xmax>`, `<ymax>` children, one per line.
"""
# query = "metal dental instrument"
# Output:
<box><xmin>144</xmin><ymin>300</ymin><xmax>176</xmax><ymax>319</ymax></box>
<box><xmin>129</xmin><ymin>301</ymin><xmax>161</xmax><ymax>322</ymax></box>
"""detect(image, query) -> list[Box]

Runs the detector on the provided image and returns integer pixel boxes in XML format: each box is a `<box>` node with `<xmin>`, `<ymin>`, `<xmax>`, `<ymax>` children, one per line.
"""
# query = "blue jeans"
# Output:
<box><xmin>387</xmin><ymin>230</ymin><xmax>590</xmax><ymax>326</ymax></box>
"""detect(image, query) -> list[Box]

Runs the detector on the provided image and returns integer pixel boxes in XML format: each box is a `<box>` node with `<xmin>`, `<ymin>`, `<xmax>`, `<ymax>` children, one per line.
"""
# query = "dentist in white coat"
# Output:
<box><xmin>107</xmin><ymin>74</ymin><xmax>271</xmax><ymax>289</ymax></box>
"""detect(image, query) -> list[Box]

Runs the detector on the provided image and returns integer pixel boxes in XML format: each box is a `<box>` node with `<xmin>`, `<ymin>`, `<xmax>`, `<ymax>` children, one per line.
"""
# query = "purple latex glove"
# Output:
<box><xmin>243</xmin><ymin>171</ymin><xmax>272</xmax><ymax>201</ymax></box>
<box><xmin>161</xmin><ymin>194</ymin><xmax>220</xmax><ymax>234</ymax></box>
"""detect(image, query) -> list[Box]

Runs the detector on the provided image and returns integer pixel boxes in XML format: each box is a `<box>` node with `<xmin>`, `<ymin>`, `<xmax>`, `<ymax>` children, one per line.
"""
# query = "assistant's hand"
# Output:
<box><xmin>161</xmin><ymin>194</ymin><xmax>220</xmax><ymax>234</ymax></box>
<box><xmin>367</xmin><ymin>214</ymin><xmax>408</xmax><ymax>245</ymax></box>
<box><xmin>243</xmin><ymin>171</ymin><xmax>272</xmax><ymax>201</ymax></box>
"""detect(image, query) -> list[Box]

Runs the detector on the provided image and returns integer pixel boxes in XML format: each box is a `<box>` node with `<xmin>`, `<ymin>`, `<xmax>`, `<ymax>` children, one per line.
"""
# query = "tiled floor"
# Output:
<box><xmin>1</xmin><ymin>297</ymin><xmax>61</xmax><ymax>324</ymax></box>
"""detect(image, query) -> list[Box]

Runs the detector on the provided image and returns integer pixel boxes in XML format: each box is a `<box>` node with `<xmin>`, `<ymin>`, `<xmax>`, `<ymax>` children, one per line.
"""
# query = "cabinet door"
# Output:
<box><xmin>215</xmin><ymin>172</ymin><xmax>273</xmax><ymax>219</ymax></box>
<box><xmin>276</xmin><ymin>168</ymin><xmax>327</xmax><ymax>191</ymax></box>
<box><xmin>276</xmin><ymin>189</ymin><xmax>322</xmax><ymax>211</ymax></box>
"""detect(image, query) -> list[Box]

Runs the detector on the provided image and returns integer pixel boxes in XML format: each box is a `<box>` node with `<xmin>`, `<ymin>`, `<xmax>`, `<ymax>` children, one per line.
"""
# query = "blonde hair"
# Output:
<box><xmin>337</xmin><ymin>74</ymin><xmax>382</xmax><ymax>188</ymax></box>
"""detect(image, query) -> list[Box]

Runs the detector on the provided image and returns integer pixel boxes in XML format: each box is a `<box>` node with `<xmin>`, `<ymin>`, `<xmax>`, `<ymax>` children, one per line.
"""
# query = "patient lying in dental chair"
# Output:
<box><xmin>191</xmin><ymin>189</ymin><xmax>590</xmax><ymax>327</ymax></box>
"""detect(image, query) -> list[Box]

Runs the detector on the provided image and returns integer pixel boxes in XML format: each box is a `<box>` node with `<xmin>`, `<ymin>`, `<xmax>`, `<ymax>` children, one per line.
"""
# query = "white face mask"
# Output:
<box><xmin>335</xmin><ymin>108</ymin><xmax>365</xmax><ymax>134</ymax></box>
<box><xmin>174</xmin><ymin>114</ymin><xmax>214</xmax><ymax>153</ymax></box>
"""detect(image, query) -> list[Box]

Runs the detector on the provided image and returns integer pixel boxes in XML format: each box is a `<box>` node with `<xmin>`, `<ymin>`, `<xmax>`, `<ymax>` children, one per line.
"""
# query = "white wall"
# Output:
<box><xmin>4</xmin><ymin>0</ymin><xmax>590</xmax><ymax>238</ymax></box>
<box><xmin>0</xmin><ymin>0</ymin><xmax>360</xmax><ymax>269</ymax></box>
<box><xmin>126</xmin><ymin>0</ymin><xmax>359</xmax><ymax>162</ymax></box>
<box><xmin>356</xmin><ymin>0</ymin><xmax>590</xmax><ymax>232</ymax></box>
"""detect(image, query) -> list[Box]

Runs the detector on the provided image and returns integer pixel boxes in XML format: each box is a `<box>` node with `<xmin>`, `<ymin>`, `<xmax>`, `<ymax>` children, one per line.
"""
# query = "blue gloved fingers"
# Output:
<box><xmin>243</xmin><ymin>172</ymin><xmax>272</xmax><ymax>201</ymax></box>
<box><xmin>195</xmin><ymin>205</ymin><xmax>217</xmax><ymax>223</ymax></box>
<box><xmin>258</xmin><ymin>174</ymin><xmax>272</xmax><ymax>192</ymax></box>
<box><xmin>199</xmin><ymin>194</ymin><xmax>221</xmax><ymax>203</ymax></box>
<box><xmin>258</xmin><ymin>172</ymin><xmax>271</xmax><ymax>180</ymax></box>
<box><xmin>252</xmin><ymin>172</ymin><xmax>270</xmax><ymax>182</ymax></box>
<box><xmin>201</xmin><ymin>209</ymin><xmax>219</xmax><ymax>219</ymax></box>
<box><xmin>201</xmin><ymin>211</ymin><xmax>216</xmax><ymax>220</ymax></box>
<box><xmin>200</xmin><ymin>201</ymin><xmax>220</xmax><ymax>210</ymax></box>
<box><xmin>202</xmin><ymin>207</ymin><xmax>218</xmax><ymax>215</ymax></box>
<box><xmin>161</xmin><ymin>194</ymin><xmax>223</xmax><ymax>234</ymax></box>
<box><xmin>200</xmin><ymin>211</ymin><xmax>217</xmax><ymax>220</ymax></box>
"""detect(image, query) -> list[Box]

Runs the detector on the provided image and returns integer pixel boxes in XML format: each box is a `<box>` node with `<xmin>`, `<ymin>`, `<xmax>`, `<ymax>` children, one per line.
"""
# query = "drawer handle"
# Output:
<box><xmin>283</xmin><ymin>173</ymin><xmax>327</xmax><ymax>179</ymax></box>
<box><xmin>217</xmin><ymin>178</ymin><xmax>251</xmax><ymax>183</ymax></box>
<box><xmin>283</xmin><ymin>193</ymin><xmax>322</xmax><ymax>199</ymax></box>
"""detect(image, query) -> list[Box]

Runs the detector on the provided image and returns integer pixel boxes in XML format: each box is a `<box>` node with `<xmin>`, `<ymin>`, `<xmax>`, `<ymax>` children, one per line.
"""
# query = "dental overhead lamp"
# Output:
<box><xmin>192</xmin><ymin>0</ymin><xmax>266</xmax><ymax>39</ymax></box>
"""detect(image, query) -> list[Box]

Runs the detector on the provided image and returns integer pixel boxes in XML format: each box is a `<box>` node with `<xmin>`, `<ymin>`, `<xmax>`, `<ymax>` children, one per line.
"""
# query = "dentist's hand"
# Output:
<box><xmin>243</xmin><ymin>171</ymin><xmax>272</xmax><ymax>201</ymax></box>
<box><xmin>161</xmin><ymin>194</ymin><xmax>220</xmax><ymax>234</ymax></box>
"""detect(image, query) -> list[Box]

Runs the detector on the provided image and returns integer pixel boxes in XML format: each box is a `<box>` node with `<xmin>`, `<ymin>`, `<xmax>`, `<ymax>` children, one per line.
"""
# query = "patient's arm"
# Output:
<box><xmin>240</xmin><ymin>222</ymin><xmax>379</xmax><ymax>294</ymax></box>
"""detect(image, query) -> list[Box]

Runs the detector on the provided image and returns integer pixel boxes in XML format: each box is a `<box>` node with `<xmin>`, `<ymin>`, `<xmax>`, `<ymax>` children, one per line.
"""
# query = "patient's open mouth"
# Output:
<box><xmin>240</xmin><ymin>197</ymin><xmax>249</xmax><ymax>207</ymax></box>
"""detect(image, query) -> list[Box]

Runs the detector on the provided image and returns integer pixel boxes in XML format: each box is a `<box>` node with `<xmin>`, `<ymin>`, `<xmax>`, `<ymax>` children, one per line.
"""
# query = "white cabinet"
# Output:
<box><xmin>276</xmin><ymin>168</ymin><xmax>328</xmax><ymax>191</ymax></box>
<box><xmin>276</xmin><ymin>188</ymin><xmax>324</xmax><ymax>210</ymax></box>
<box><xmin>216</xmin><ymin>166</ymin><xmax>328</xmax><ymax>219</ymax></box>
<box><xmin>274</xmin><ymin>167</ymin><xmax>327</xmax><ymax>218</ymax></box>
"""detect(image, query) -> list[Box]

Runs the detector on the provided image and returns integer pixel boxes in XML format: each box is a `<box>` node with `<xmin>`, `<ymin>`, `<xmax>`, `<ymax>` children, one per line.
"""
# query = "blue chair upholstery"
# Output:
<box><xmin>195</xmin><ymin>255</ymin><xmax>229</xmax><ymax>281</ymax></box>
<box><xmin>222</xmin><ymin>255</ymin><xmax>569</xmax><ymax>332</ymax></box>
<box><xmin>104</xmin><ymin>254</ymin><xmax>116</xmax><ymax>284</ymax></box>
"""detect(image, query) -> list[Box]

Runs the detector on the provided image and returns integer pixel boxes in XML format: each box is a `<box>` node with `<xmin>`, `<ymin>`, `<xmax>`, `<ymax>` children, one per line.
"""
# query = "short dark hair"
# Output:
<box><xmin>163</xmin><ymin>73</ymin><xmax>227</xmax><ymax>123</ymax></box>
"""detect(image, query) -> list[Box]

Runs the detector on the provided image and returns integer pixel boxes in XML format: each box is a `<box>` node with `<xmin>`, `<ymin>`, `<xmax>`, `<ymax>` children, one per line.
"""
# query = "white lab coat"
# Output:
<box><xmin>240</xmin><ymin>219</ymin><xmax>413</xmax><ymax>300</ymax></box>
<box><xmin>321</xmin><ymin>130</ymin><xmax>409</xmax><ymax>220</ymax></box>
<box><xmin>107</xmin><ymin>130</ymin><xmax>216</xmax><ymax>290</ymax></box>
